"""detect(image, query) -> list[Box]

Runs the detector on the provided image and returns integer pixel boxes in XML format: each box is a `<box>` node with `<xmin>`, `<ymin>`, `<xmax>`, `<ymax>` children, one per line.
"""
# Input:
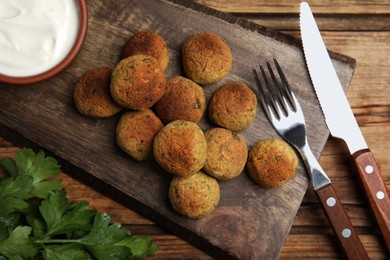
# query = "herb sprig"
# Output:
<box><xmin>0</xmin><ymin>148</ymin><xmax>158</xmax><ymax>259</ymax></box>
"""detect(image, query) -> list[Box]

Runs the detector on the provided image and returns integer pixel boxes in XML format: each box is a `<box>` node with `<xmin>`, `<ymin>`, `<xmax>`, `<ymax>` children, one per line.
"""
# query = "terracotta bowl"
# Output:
<box><xmin>0</xmin><ymin>0</ymin><xmax>88</xmax><ymax>85</ymax></box>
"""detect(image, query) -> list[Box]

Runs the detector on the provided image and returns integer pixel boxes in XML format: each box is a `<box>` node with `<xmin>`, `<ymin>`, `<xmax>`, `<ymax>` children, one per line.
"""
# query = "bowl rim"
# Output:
<box><xmin>0</xmin><ymin>0</ymin><xmax>88</xmax><ymax>85</ymax></box>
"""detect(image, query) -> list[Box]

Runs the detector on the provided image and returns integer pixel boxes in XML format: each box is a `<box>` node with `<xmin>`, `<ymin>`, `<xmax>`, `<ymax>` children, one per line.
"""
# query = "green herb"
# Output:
<box><xmin>231</xmin><ymin>132</ymin><xmax>240</xmax><ymax>141</ymax></box>
<box><xmin>275</xmin><ymin>155</ymin><xmax>283</xmax><ymax>162</ymax></box>
<box><xmin>0</xmin><ymin>148</ymin><xmax>158</xmax><ymax>259</ymax></box>
<box><xmin>192</xmin><ymin>98</ymin><xmax>201</xmax><ymax>109</ymax></box>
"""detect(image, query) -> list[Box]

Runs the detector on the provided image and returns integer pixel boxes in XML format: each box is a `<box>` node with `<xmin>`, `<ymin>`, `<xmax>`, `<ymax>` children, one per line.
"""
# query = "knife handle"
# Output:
<box><xmin>316</xmin><ymin>184</ymin><xmax>369</xmax><ymax>259</ymax></box>
<box><xmin>353</xmin><ymin>148</ymin><xmax>390</xmax><ymax>251</ymax></box>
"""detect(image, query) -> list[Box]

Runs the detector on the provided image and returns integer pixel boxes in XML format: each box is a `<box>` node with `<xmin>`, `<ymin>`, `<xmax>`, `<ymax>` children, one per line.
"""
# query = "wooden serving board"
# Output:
<box><xmin>0</xmin><ymin>1</ymin><xmax>356</xmax><ymax>259</ymax></box>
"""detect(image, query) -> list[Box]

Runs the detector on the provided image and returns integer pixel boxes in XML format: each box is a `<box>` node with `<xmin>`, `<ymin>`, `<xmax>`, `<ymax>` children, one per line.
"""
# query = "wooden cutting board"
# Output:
<box><xmin>0</xmin><ymin>0</ymin><xmax>356</xmax><ymax>259</ymax></box>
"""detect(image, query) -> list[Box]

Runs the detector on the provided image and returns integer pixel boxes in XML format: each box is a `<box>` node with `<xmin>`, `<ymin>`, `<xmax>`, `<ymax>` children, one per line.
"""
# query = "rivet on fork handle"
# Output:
<box><xmin>316</xmin><ymin>184</ymin><xmax>369</xmax><ymax>260</ymax></box>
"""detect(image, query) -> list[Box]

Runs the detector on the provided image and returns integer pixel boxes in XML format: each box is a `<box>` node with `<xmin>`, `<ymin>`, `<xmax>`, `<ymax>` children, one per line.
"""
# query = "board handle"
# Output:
<box><xmin>353</xmin><ymin>149</ymin><xmax>390</xmax><ymax>251</ymax></box>
<box><xmin>316</xmin><ymin>184</ymin><xmax>369</xmax><ymax>259</ymax></box>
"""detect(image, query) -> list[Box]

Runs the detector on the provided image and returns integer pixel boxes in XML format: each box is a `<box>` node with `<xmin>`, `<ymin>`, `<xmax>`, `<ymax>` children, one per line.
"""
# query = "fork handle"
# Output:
<box><xmin>353</xmin><ymin>149</ymin><xmax>390</xmax><ymax>251</ymax></box>
<box><xmin>315</xmin><ymin>184</ymin><xmax>369</xmax><ymax>260</ymax></box>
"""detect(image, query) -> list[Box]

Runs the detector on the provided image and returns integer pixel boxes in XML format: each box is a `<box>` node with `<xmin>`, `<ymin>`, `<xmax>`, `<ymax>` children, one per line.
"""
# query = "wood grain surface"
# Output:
<box><xmin>1</xmin><ymin>0</ymin><xmax>389</xmax><ymax>259</ymax></box>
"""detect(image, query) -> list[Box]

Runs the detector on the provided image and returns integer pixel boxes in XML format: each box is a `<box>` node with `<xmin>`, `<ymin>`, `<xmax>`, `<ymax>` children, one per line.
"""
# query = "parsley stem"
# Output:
<box><xmin>35</xmin><ymin>239</ymin><xmax>81</xmax><ymax>244</ymax></box>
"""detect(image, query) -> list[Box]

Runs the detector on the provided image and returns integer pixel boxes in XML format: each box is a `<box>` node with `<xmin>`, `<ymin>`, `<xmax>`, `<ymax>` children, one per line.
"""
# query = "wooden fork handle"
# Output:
<box><xmin>316</xmin><ymin>184</ymin><xmax>369</xmax><ymax>259</ymax></box>
<box><xmin>353</xmin><ymin>149</ymin><xmax>390</xmax><ymax>251</ymax></box>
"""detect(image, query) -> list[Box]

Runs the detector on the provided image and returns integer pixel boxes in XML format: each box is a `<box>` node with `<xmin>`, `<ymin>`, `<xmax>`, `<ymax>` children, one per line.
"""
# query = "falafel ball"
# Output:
<box><xmin>182</xmin><ymin>32</ymin><xmax>232</xmax><ymax>85</ymax></box>
<box><xmin>110</xmin><ymin>54</ymin><xmax>166</xmax><ymax>110</ymax></box>
<box><xmin>74</xmin><ymin>67</ymin><xmax>122</xmax><ymax>117</ymax></box>
<box><xmin>153</xmin><ymin>120</ymin><xmax>207</xmax><ymax>177</ymax></box>
<box><xmin>155</xmin><ymin>76</ymin><xmax>206</xmax><ymax>124</ymax></box>
<box><xmin>203</xmin><ymin>128</ymin><xmax>248</xmax><ymax>180</ymax></box>
<box><xmin>169</xmin><ymin>171</ymin><xmax>220</xmax><ymax>218</ymax></box>
<box><xmin>208</xmin><ymin>82</ymin><xmax>257</xmax><ymax>131</ymax></box>
<box><xmin>121</xmin><ymin>31</ymin><xmax>169</xmax><ymax>70</ymax></box>
<box><xmin>116</xmin><ymin>109</ymin><xmax>164</xmax><ymax>161</ymax></box>
<box><xmin>247</xmin><ymin>138</ymin><xmax>298</xmax><ymax>187</ymax></box>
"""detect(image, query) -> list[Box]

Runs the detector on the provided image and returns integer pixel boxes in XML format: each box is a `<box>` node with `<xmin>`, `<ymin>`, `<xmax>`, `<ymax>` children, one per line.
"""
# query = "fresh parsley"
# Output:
<box><xmin>0</xmin><ymin>148</ymin><xmax>158</xmax><ymax>259</ymax></box>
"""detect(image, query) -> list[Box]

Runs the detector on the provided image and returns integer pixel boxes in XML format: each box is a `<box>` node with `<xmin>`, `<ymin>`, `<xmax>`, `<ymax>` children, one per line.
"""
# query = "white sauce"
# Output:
<box><xmin>0</xmin><ymin>0</ymin><xmax>79</xmax><ymax>77</ymax></box>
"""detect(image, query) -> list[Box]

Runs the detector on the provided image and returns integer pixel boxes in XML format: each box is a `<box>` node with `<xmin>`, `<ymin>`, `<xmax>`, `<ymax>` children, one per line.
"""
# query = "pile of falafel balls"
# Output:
<box><xmin>73</xmin><ymin>31</ymin><xmax>298</xmax><ymax>219</ymax></box>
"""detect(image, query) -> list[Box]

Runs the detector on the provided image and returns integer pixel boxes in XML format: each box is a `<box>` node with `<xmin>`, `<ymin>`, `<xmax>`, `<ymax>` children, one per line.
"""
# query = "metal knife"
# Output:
<box><xmin>300</xmin><ymin>1</ymin><xmax>390</xmax><ymax>252</ymax></box>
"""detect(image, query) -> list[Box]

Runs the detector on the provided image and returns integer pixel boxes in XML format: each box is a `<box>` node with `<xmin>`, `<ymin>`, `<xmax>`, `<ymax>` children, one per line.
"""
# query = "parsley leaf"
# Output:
<box><xmin>0</xmin><ymin>148</ymin><xmax>62</xmax><ymax>217</ymax></box>
<box><xmin>43</xmin><ymin>244</ymin><xmax>93</xmax><ymax>260</ymax></box>
<box><xmin>80</xmin><ymin>214</ymin><xmax>159</xmax><ymax>259</ymax></box>
<box><xmin>0</xmin><ymin>175</ymin><xmax>31</xmax><ymax>216</ymax></box>
<box><xmin>0</xmin><ymin>158</ymin><xmax>18</xmax><ymax>178</ymax></box>
<box><xmin>16</xmin><ymin>149</ymin><xmax>62</xmax><ymax>199</ymax></box>
<box><xmin>79</xmin><ymin>213</ymin><xmax>132</xmax><ymax>259</ymax></box>
<box><xmin>40</xmin><ymin>189</ymin><xmax>96</xmax><ymax>237</ymax></box>
<box><xmin>0</xmin><ymin>213</ymin><xmax>21</xmax><ymax>241</ymax></box>
<box><xmin>115</xmin><ymin>234</ymin><xmax>159</xmax><ymax>259</ymax></box>
<box><xmin>15</xmin><ymin>149</ymin><xmax>60</xmax><ymax>182</ymax></box>
<box><xmin>0</xmin><ymin>226</ymin><xmax>37</xmax><ymax>258</ymax></box>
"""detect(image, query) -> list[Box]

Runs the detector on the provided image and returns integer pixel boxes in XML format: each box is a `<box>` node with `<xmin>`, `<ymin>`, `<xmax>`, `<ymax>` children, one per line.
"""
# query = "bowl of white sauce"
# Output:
<box><xmin>0</xmin><ymin>0</ymin><xmax>87</xmax><ymax>84</ymax></box>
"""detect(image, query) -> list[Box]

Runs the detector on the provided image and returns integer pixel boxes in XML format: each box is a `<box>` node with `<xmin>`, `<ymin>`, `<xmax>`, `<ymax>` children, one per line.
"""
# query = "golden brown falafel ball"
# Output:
<box><xmin>121</xmin><ymin>31</ymin><xmax>169</xmax><ymax>70</ymax></box>
<box><xmin>155</xmin><ymin>76</ymin><xmax>206</xmax><ymax>124</ymax></box>
<box><xmin>182</xmin><ymin>32</ymin><xmax>232</xmax><ymax>85</ymax></box>
<box><xmin>153</xmin><ymin>120</ymin><xmax>207</xmax><ymax>177</ymax></box>
<box><xmin>208</xmin><ymin>82</ymin><xmax>257</xmax><ymax>131</ymax></box>
<box><xmin>203</xmin><ymin>128</ymin><xmax>248</xmax><ymax>180</ymax></box>
<box><xmin>247</xmin><ymin>138</ymin><xmax>298</xmax><ymax>187</ymax></box>
<box><xmin>169</xmin><ymin>171</ymin><xmax>220</xmax><ymax>218</ymax></box>
<box><xmin>73</xmin><ymin>67</ymin><xmax>122</xmax><ymax>117</ymax></box>
<box><xmin>110</xmin><ymin>54</ymin><xmax>166</xmax><ymax>110</ymax></box>
<box><xmin>116</xmin><ymin>109</ymin><xmax>164</xmax><ymax>161</ymax></box>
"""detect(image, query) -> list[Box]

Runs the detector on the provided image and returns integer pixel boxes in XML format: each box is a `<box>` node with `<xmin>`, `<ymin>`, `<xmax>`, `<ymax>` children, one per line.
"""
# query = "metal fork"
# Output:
<box><xmin>253</xmin><ymin>59</ymin><xmax>368</xmax><ymax>260</ymax></box>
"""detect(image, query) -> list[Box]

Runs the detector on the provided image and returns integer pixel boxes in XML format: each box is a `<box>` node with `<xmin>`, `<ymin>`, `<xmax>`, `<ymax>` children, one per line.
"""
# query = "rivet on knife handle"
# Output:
<box><xmin>353</xmin><ymin>149</ymin><xmax>390</xmax><ymax>250</ymax></box>
<box><xmin>316</xmin><ymin>184</ymin><xmax>369</xmax><ymax>260</ymax></box>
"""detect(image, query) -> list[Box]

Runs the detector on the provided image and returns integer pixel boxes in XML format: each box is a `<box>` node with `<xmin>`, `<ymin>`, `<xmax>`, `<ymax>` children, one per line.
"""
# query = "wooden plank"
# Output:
<box><xmin>281</xmin><ymin>234</ymin><xmax>389</xmax><ymax>259</ymax></box>
<box><xmin>0</xmin><ymin>0</ymin><xmax>356</xmax><ymax>259</ymax></box>
<box><xmin>283</xmin><ymin>31</ymin><xmax>390</xmax><ymax>99</ymax></box>
<box><xmin>150</xmin><ymin>235</ymin><xmax>212</xmax><ymax>259</ymax></box>
<box><xmin>246</xmin><ymin>15</ymin><xmax>390</xmax><ymax>31</ymax></box>
<box><xmin>195</xmin><ymin>0</ymin><xmax>390</xmax><ymax>14</ymax></box>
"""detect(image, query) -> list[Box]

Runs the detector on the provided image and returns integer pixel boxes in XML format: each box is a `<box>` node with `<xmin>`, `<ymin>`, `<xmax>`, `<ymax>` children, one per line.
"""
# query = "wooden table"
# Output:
<box><xmin>1</xmin><ymin>1</ymin><xmax>389</xmax><ymax>259</ymax></box>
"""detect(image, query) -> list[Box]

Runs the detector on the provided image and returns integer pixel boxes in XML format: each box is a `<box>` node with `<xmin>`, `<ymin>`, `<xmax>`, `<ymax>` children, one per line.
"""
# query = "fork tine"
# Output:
<box><xmin>273</xmin><ymin>58</ymin><xmax>297</xmax><ymax>112</ymax></box>
<box><xmin>254</xmin><ymin>59</ymin><xmax>300</xmax><ymax>122</ymax></box>
<box><xmin>266</xmin><ymin>61</ymin><xmax>289</xmax><ymax>115</ymax></box>
<box><xmin>253</xmin><ymin>68</ymin><xmax>274</xmax><ymax>121</ymax></box>
<box><xmin>260</xmin><ymin>64</ymin><xmax>284</xmax><ymax>120</ymax></box>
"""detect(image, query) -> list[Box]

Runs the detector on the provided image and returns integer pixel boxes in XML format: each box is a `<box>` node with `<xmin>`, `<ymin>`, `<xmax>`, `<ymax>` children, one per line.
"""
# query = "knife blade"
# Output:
<box><xmin>300</xmin><ymin>1</ymin><xmax>390</xmax><ymax>252</ymax></box>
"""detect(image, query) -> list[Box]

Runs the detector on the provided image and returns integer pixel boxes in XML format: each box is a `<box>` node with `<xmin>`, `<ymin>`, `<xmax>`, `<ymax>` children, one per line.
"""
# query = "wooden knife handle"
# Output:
<box><xmin>353</xmin><ymin>148</ymin><xmax>390</xmax><ymax>251</ymax></box>
<box><xmin>316</xmin><ymin>184</ymin><xmax>369</xmax><ymax>259</ymax></box>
